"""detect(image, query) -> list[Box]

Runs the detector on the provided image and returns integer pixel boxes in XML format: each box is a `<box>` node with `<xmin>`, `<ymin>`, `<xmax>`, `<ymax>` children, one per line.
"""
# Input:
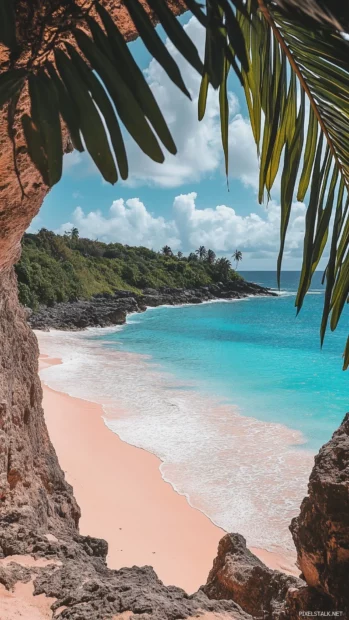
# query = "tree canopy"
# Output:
<box><xmin>16</xmin><ymin>229</ymin><xmax>242</xmax><ymax>309</ymax></box>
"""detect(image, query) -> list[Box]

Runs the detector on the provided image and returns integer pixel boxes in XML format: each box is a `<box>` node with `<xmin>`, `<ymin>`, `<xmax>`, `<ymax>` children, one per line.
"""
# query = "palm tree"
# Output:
<box><xmin>215</xmin><ymin>257</ymin><xmax>232</xmax><ymax>282</ymax></box>
<box><xmin>177</xmin><ymin>251</ymin><xmax>183</xmax><ymax>259</ymax></box>
<box><xmin>196</xmin><ymin>245</ymin><xmax>207</xmax><ymax>260</ymax></box>
<box><xmin>71</xmin><ymin>227</ymin><xmax>79</xmax><ymax>241</ymax></box>
<box><xmin>232</xmin><ymin>250</ymin><xmax>242</xmax><ymax>270</ymax></box>
<box><xmin>1</xmin><ymin>1</ymin><xmax>348</xmax><ymax>363</ymax></box>
<box><xmin>161</xmin><ymin>245</ymin><xmax>173</xmax><ymax>257</ymax></box>
<box><xmin>188</xmin><ymin>252</ymin><xmax>199</xmax><ymax>262</ymax></box>
<box><xmin>206</xmin><ymin>249</ymin><xmax>216</xmax><ymax>264</ymax></box>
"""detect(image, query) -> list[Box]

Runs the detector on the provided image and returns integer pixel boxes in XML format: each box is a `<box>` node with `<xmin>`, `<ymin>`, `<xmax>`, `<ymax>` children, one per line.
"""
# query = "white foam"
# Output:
<box><xmin>37</xmin><ymin>328</ymin><xmax>313</xmax><ymax>554</ymax></box>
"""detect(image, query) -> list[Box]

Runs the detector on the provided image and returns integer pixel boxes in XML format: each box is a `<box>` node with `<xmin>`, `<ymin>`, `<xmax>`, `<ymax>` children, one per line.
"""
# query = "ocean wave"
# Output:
<box><xmin>37</xmin><ymin>328</ymin><xmax>313</xmax><ymax>554</ymax></box>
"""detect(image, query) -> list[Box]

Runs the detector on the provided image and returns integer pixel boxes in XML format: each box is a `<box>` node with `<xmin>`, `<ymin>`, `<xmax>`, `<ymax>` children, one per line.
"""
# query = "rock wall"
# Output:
<box><xmin>203</xmin><ymin>416</ymin><xmax>349</xmax><ymax>619</ymax></box>
<box><xmin>0</xmin><ymin>268</ymin><xmax>79</xmax><ymax>534</ymax></box>
<box><xmin>290</xmin><ymin>413</ymin><xmax>349</xmax><ymax>611</ymax></box>
<box><xmin>0</xmin><ymin>1</ymin><xmax>348</xmax><ymax>618</ymax></box>
<box><xmin>203</xmin><ymin>534</ymin><xmax>302</xmax><ymax>618</ymax></box>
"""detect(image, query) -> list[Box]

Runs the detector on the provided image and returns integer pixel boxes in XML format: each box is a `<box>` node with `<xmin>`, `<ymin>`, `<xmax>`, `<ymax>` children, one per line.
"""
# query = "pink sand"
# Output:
<box><xmin>41</xmin><ymin>357</ymin><xmax>225</xmax><ymax>593</ymax></box>
<box><xmin>39</xmin><ymin>354</ymin><xmax>298</xmax><ymax>594</ymax></box>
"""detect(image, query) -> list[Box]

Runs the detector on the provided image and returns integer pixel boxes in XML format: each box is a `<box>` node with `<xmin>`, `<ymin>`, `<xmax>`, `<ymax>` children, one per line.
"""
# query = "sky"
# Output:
<box><xmin>29</xmin><ymin>13</ymin><xmax>312</xmax><ymax>271</ymax></box>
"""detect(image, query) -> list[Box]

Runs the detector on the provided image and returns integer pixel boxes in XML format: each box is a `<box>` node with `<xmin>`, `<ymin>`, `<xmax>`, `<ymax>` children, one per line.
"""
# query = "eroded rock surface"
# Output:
<box><xmin>203</xmin><ymin>534</ymin><xmax>302</xmax><ymax>619</ymax></box>
<box><xmin>0</xmin><ymin>523</ymin><xmax>251</xmax><ymax>620</ymax></box>
<box><xmin>0</xmin><ymin>269</ymin><xmax>79</xmax><ymax>533</ymax></box>
<box><xmin>290</xmin><ymin>413</ymin><xmax>349</xmax><ymax>613</ymax></box>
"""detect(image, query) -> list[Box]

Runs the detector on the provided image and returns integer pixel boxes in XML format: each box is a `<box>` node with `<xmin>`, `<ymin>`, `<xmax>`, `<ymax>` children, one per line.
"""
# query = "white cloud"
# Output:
<box><xmin>58</xmin><ymin>193</ymin><xmax>306</xmax><ymax>261</ymax></box>
<box><xmin>57</xmin><ymin>198</ymin><xmax>180</xmax><ymax>250</ymax></box>
<box><xmin>63</xmin><ymin>151</ymin><xmax>84</xmax><ymax>171</ymax></box>
<box><xmin>172</xmin><ymin>193</ymin><xmax>305</xmax><ymax>253</ymax></box>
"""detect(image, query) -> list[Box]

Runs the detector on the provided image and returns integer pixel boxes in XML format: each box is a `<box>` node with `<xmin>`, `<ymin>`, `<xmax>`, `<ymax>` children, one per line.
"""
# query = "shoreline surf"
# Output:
<box><xmin>36</xmin><ymin>316</ymin><xmax>313</xmax><ymax>567</ymax></box>
<box><xmin>39</xmin><ymin>352</ymin><xmax>299</xmax><ymax>589</ymax></box>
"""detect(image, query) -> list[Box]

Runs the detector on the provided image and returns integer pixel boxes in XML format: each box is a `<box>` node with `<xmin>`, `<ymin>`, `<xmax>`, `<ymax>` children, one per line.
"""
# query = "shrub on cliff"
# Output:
<box><xmin>15</xmin><ymin>230</ymin><xmax>241</xmax><ymax>309</ymax></box>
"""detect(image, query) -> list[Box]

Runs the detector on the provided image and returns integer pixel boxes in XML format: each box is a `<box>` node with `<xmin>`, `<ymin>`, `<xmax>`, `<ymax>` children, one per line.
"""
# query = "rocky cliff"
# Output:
<box><xmin>203</xmin><ymin>415</ymin><xmax>349</xmax><ymax>618</ymax></box>
<box><xmin>27</xmin><ymin>281</ymin><xmax>276</xmax><ymax>331</ymax></box>
<box><xmin>0</xmin><ymin>1</ymin><xmax>348</xmax><ymax>619</ymax></box>
<box><xmin>290</xmin><ymin>414</ymin><xmax>349</xmax><ymax>612</ymax></box>
<box><xmin>0</xmin><ymin>268</ymin><xmax>79</xmax><ymax>532</ymax></box>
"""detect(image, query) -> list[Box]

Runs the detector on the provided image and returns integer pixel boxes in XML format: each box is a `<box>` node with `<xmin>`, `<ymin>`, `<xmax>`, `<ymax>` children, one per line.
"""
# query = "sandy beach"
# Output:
<box><xmin>39</xmin><ymin>353</ymin><xmax>298</xmax><ymax>594</ymax></box>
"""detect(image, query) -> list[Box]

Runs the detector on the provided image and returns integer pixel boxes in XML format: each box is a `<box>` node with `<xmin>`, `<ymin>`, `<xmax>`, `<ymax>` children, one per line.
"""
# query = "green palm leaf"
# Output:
<box><xmin>229</xmin><ymin>1</ymin><xmax>349</xmax><ymax>365</ymax></box>
<box><xmin>28</xmin><ymin>71</ymin><xmax>63</xmax><ymax>186</ymax></box>
<box><xmin>0</xmin><ymin>0</ymin><xmax>16</xmax><ymax>50</ymax></box>
<box><xmin>54</xmin><ymin>48</ymin><xmax>118</xmax><ymax>185</ymax></box>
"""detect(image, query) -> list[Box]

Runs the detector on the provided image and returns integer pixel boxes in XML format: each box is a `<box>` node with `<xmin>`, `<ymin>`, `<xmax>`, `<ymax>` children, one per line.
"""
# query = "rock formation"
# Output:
<box><xmin>27</xmin><ymin>281</ymin><xmax>275</xmax><ymax>331</ymax></box>
<box><xmin>0</xmin><ymin>1</ymin><xmax>348</xmax><ymax>619</ymax></box>
<box><xmin>203</xmin><ymin>415</ymin><xmax>349</xmax><ymax>619</ymax></box>
<box><xmin>203</xmin><ymin>534</ymin><xmax>302</xmax><ymax>618</ymax></box>
<box><xmin>290</xmin><ymin>413</ymin><xmax>349</xmax><ymax>612</ymax></box>
<box><xmin>0</xmin><ymin>268</ymin><xmax>80</xmax><ymax>533</ymax></box>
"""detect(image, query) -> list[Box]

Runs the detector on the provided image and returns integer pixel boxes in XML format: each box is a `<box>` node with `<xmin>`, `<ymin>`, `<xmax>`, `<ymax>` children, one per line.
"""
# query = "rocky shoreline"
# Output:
<box><xmin>27</xmin><ymin>279</ymin><xmax>276</xmax><ymax>331</ymax></box>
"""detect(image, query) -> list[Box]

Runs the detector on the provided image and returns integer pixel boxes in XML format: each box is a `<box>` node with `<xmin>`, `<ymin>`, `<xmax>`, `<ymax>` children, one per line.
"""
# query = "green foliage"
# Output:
<box><xmin>15</xmin><ymin>230</ymin><xmax>241</xmax><ymax>309</ymax></box>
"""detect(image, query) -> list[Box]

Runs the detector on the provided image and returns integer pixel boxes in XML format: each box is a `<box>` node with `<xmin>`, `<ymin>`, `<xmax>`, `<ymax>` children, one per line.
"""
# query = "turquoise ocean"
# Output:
<box><xmin>38</xmin><ymin>271</ymin><xmax>348</xmax><ymax>555</ymax></box>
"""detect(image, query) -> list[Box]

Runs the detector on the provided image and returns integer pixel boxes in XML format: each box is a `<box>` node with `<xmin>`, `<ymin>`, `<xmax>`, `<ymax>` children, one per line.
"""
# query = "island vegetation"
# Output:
<box><xmin>15</xmin><ymin>227</ymin><xmax>243</xmax><ymax>310</ymax></box>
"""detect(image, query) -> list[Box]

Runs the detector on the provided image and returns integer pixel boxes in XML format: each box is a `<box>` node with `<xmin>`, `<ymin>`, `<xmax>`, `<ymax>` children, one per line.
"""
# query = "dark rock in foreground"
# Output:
<box><xmin>203</xmin><ymin>414</ymin><xmax>349</xmax><ymax>619</ymax></box>
<box><xmin>290</xmin><ymin>412</ymin><xmax>349</xmax><ymax>614</ymax></box>
<box><xmin>0</xmin><ymin>523</ymin><xmax>251</xmax><ymax>620</ymax></box>
<box><xmin>28</xmin><ymin>280</ymin><xmax>276</xmax><ymax>331</ymax></box>
<box><xmin>203</xmin><ymin>533</ymin><xmax>302</xmax><ymax>618</ymax></box>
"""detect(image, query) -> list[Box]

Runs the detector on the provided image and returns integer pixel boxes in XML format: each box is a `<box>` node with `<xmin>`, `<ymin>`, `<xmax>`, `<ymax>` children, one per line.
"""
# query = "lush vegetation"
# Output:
<box><xmin>15</xmin><ymin>228</ymin><xmax>242</xmax><ymax>310</ymax></box>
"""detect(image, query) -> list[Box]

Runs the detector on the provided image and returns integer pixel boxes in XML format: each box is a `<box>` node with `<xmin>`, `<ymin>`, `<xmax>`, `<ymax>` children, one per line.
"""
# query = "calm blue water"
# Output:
<box><xmin>38</xmin><ymin>271</ymin><xmax>348</xmax><ymax>552</ymax></box>
<box><xmin>97</xmin><ymin>271</ymin><xmax>348</xmax><ymax>451</ymax></box>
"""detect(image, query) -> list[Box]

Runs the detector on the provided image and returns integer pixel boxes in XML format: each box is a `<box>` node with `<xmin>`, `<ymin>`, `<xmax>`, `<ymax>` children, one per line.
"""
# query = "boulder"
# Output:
<box><xmin>202</xmin><ymin>533</ymin><xmax>301</xmax><ymax>618</ymax></box>
<box><xmin>290</xmin><ymin>413</ymin><xmax>349</xmax><ymax>611</ymax></box>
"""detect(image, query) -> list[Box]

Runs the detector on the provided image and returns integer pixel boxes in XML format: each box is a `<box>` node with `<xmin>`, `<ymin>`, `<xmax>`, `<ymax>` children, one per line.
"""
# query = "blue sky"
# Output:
<box><xmin>30</xmin><ymin>14</ymin><xmax>309</xmax><ymax>270</ymax></box>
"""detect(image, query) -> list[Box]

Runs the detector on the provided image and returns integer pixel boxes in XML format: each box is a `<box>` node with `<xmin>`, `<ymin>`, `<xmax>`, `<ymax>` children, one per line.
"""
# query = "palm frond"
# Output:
<box><xmin>270</xmin><ymin>0</ymin><xmax>349</xmax><ymax>31</ymax></box>
<box><xmin>0</xmin><ymin>0</ymin><xmax>16</xmax><ymax>50</ymax></box>
<box><xmin>231</xmin><ymin>1</ymin><xmax>349</xmax><ymax>366</ymax></box>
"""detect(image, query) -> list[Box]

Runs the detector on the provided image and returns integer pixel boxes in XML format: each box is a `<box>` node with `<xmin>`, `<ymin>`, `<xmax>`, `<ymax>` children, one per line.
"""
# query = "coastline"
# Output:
<box><xmin>39</xmin><ymin>352</ymin><xmax>299</xmax><ymax>594</ymax></box>
<box><xmin>40</xmin><ymin>355</ymin><xmax>225</xmax><ymax>593</ymax></box>
<box><xmin>29</xmin><ymin>279</ymin><xmax>276</xmax><ymax>332</ymax></box>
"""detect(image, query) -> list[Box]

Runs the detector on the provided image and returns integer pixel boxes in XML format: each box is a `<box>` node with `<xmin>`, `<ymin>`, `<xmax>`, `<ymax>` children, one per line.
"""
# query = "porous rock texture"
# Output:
<box><xmin>203</xmin><ymin>416</ymin><xmax>349</xmax><ymax>619</ymax></box>
<box><xmin>290</xmin><ymin>413</ymin><xmax>349</xmax><ymax>611</ymax></box>
<box><xmin>0</xmin><ymin>526</ymin><xmax>252</xmax><ymax>620</ymax></box>
<box><xmin>203</xmin><ymin>534</ymin><xmax>302</xmax><ymax>618</ymax></box>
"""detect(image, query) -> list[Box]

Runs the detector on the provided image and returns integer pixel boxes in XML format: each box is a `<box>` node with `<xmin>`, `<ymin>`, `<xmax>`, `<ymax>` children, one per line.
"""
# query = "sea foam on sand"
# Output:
<box><xmin>37</xmin><ymin>328</ymin><xmax>313</xmax><ymax>561</ymax></box>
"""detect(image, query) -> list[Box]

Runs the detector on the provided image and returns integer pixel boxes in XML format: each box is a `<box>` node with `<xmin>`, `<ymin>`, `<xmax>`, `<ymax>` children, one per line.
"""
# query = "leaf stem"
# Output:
<box><xmin>257</xmin><ymin>0</ymin><xmax>349</xmax><ymax>191</ymax></box>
